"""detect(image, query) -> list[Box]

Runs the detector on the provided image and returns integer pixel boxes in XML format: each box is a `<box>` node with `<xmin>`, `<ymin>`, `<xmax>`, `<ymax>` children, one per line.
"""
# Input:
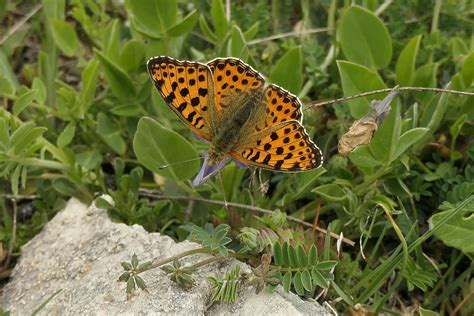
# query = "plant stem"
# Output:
<box><xmin>18</xmin><ymin>158</ymin><xmax>68</xmax><ymax>171</ymax></box>
<box><xmin>145</xmin><ymin>247</ymin><xmax>213</xmax><ymax>271</ymax></box>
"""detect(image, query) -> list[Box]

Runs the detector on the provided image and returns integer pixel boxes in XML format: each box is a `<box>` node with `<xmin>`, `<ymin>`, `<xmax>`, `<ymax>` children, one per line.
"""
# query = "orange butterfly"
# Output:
<box><xmin>147</xmin><ymin>56</ymin><xmax>323</xmax><ymax>185</ymax></box>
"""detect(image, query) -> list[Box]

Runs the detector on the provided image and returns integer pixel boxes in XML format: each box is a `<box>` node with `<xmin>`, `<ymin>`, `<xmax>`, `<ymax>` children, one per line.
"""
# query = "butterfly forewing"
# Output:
<box><xmin>147</xmin><ymin>56</ymin><xmax>213</xmax><ymax>140</ymax></box>
<box><xmin>207</xmin><ymin>58</ymin><xmax>265</xmax><ymax>112</ymax></box>
<box><xmin>231</xmin><ymin>121</ymin><xmax>323</xmax><ymax>171</ymax></box>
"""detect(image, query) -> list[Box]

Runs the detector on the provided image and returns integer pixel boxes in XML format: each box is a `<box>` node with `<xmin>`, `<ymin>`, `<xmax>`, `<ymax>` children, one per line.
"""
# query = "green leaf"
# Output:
<box><xmin>95</xmin><ymin>197</ymin><xmax>112</xmax><ymax>209</ymax></box>
<box><xmin>282</xmin><ymin>272</ymin><xmax>292</xmax><ymax>292</ymax></box>
<box><xmin>76</xmin><ymin>150</ymin><xmax>102</xmax><ymax>170</ymax></box>
<box><xmin>125</xmin><ymin>0</ymin><xmax>177</xmax><ymax>38</ymax></box>
<box><xmin>316</xmin><ymin>261</ymin><xmax>338</xmax><ymax>271</ymax></box>
<box><xmin>0</xmin><ymin>49</ymin><xmax>19</xmax><ymax>90</ymax></box>
<box><xmin>133</xmin><ymin>117</ymin><xmax>199</xmax><ymax>181</ymax></box>
<box><xmin>96</xmin><ymin>113</ymin><xmax>126</xmax><ymax>155</ymax></box>
<box><xmin>80</xmin><ymin>60</ymin><xmax>100</xmax><ymax>110</ymax></box>
<box><xmin>413</xmin><ymin>63</ymin><xmax>439</xmax><ymax>103</ymax></box>
<box><xmin>269</xmin><ymin>46</ymin><xmax>303</xmax><ymax>93</ymax></box>
<box><xmin>11</xmin><ymin>164</ymin><xmax>21</xmax><ymax>196</ymax></box>
<box><xmin>369</xmin><ymin>101</ymin><xmax>400</xmax><ymax>163</ymax></box>
<box><xmin>227</xmin><ymin>25</ymin><xmax>248</xmax><ymax>60</ymax></box>
<box><xmin>301</xmin><ymin>270</ymin><xmax>313</xmax><ymax>292</ymax></box>
<box><xmin>10</xmin><ymin>124</ymin><xmax>46</xmax><ymax>154</ymax></box>
<box><xmin>57</xmin><ymin>122</ymin><xmax>76</xmax><ymax>148</ymax></box>
<box><xmin>50</xmin><ymin>19</ymin><xmax>79</xmax><ymax>57</ymax></box>
<box><xmin>211</xmin><ymin>0</ymin><xmax>229</xmax><ymax>38</ymax></box>
<box><xmin>119</xmin><ymin>40</ymin><xmax>145</xmax><ymax>72</ymax></box>
<box><xmin>0</xmin><ymin>117</ymin><xmax>9</xmax><ymax>149</ymax></box>
<box><xmin>110</xmin><ymin>104</ymin><xmax>142</xmax><ymax>117</ymax></box>
<box><xmin>311</xmin><ymin>268</ymin><xmax>328</xmax><ymax>288</ymax></box>
<box><xmin>337</xmin><ymin>6</ymin><xmax>392</xmax><ymax>69</ymax></box>
<box><xmin>461</xmin><ymin>52</ymin><xmax>474</xmax><ymax>87</ymax></box>
<box><xmin>32</xmin><ymin>78</ymin><xmax>47</xmax><ymax>104</ymax></box>
<box><xmin>103</xmin><ymin>19</ymin><xmax>121</xmax><ymax>64</ymax></box>
<box><xmin>167</xmin><ymin>10</ymin><xmax>198</xmax><ymax>37</ymax></box>
<box><xmin>429</xmin><ymin>202</ymin><xmax>474</xmax><ymax>254</ymax></box>
<box><xmin>337</xmin><ymin>60</ymin><xmax>386</xmax><ymax>118</ymax></box>
<box><xmin>287</xmin><ymin>244</ymin><xmax>298</xmax><ymax>267</ymax></box>
<box><xmin>281</xmin><ymin>242</ymin><xmax>290</xmax><ymax>267</ymax></box>
<box><xmin>243</xmin><ymin>21</ymin><xmax>259</xmax><ymax>40</ymax></box>
<box><xmin>94</xmin><ymin>49</ymin><xmax>136</xmax><ymax>99</ymax></box>
<box><xmin>348</xmin><ymin>145</ymin><xmax>383</xmax><ymax>168</ymax></box>
<box><xmin>307</xmin><ymin>244</ymin><xmax>318</xmax><ymax>265</ymax></box>
<box><xmin>199</xmin><ymin>16</ymin><xmax>217</xmax><ymax>42</ymax></box>
<box><xmin>419</xmin><ymin>307</ymin><xmax>440</xmax><ymax>316</ymax></box>
<box><xmin>419</xmin><ymin>84</ymin><xmax>450</xmax><ymax>143</ymax></box>
<box><xmin>273</xmin><ymin>242</ymin><xmax>283</xmax><ymax>265</ymax></box>
<box><xmin>13</xmin><ymin>90</ymin><xmax>37</xmax><ymax>116</ymax></box>
<box><xmin>393</xmin><ymin>128</ymin><xmax>428</xmax><ymax>161</ymax></box>
<box><xmin>295</xmin><ymin>245</ymin><xmax>307</xmax><ymax>268</ymax></box>
<box><xmin>293</xmin><ymin>272</ymin><xmax>304</xmax><ymax>295</ymax></box>
<box><xmin>313</xmin><ymin>184</ymin><xmax>347</xmax><ymax>202</ymax></box>
<box><xmin>0</xmin><ymin>74</ymin><xmax>16</xmax><ymax>97</ymax></box>
<box><xmin>395</xmin><ymin>35</ymin><xmax>422</xmax><ymax>86</ymax></box>
<box><xmin>448</xmin><ymin>37</ymin><xmax>468</xmax><ymax>59</ymax></box>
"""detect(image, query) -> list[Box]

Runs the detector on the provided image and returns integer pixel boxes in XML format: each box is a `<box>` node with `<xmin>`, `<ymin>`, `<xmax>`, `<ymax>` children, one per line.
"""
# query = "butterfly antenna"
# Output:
<box><xmin>158</xmin><ymin>157</ymin><xmax>204</xmax><ymax>170</ymax></box>
<box><xmin>217</xmin><ymin>171</ymin><xmax>229</xmax><ymax>211</ymax></box>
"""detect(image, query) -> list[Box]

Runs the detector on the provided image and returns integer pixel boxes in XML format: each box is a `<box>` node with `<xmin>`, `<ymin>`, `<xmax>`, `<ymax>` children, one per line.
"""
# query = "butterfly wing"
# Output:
<box><xmin>207</xmin><ymin>58</ymin><xmax>265</xmax><ymax>112</ymax></box>
<box><xmin>147</xmin><ymin>56</ymin><xmax>214</xmax><ymax>141</ymax></box>
<box><xmin>260</xmin><ymin>84</ymin><xmax>303</xmax><ymax>128</ymax></box>
<box><xmin>230</xmin><ymin>121</ymin><xmax>323</xmax><ymax>171</ymax></box>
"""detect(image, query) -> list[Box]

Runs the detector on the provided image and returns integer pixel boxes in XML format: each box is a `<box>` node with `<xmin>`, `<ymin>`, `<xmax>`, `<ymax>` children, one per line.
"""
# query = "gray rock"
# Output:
<box><xmin>0</xmin><ymin>198</ymin><xmax>332</xmax><ymax>315</ymax></box>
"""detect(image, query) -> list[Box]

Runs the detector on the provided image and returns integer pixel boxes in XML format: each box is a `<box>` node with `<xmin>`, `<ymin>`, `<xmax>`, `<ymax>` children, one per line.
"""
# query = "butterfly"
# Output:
<box><xmin>147</xmin><ymin>56</ymin><xmax>323</xmax><ymax>185</ymax></box>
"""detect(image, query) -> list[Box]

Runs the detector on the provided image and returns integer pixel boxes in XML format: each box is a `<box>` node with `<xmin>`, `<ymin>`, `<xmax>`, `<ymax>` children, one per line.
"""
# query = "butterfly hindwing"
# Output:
<box><xmin>261</xmin><ymin>84</ymin><xmax>303</xmax><ymax>129</ymax></box>
<box><xmin>207</xmin><ymin>58</ymin><xmax>265</xmax><ymax>111</ymax></box>
<box><xmin>231</xmin><ymin>121</ymin><xmax>323</xmax><ymax>171</ymax></box>
<box><xmin>147</xmin><ymin>56</ymin><xmax>212</xmax><ymax>140</ymax></box>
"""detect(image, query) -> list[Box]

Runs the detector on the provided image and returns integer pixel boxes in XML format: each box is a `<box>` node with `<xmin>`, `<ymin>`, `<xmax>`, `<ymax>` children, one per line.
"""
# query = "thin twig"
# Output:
<box><xmin>138</xmin><ymin>189</ymin><xmax>356</xmax><ymax>246</ymax></box>
<box><xmin>450</xmin><ymin>290</ymin><xmax>474</xmax><ymax>316</ymax></box>
<box><xmin>303</xmin><ymin>86</ymin><xmax>474</xmax><ymax>110</ymax></box>
<box><xmin>3</xmin><ymin>199</ymin><xmax>18</xmax><ymax>270</ymax></box>
<box><xmin>247</xmin><ymin>28</ymin><xmax>330</xmax><ymax>45</ymax></box>
<box><xmin>0</xmin><ymin>4</ymin><xmax>42</xmax><ymax>45</ymax></box>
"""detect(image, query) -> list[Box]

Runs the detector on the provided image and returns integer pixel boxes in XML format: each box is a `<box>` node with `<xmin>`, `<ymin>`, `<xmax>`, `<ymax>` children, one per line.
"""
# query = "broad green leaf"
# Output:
<box><xmin>413</xmin><ymin>63</ymin><xmax>438</xmax><ymax>103</ymax></box>
<box><xmin>167</xmin><ymin>10</ymin><xmax>198</xmax><ymax>37</ymax></box>
<box><xmin>269</xmin><ymin>46</ymin><xmax>303</xmax><ymax>93</ymax></box>
<box><xmin>125</xmin><ymin>0</ymin><xmax>177</xmax><ymax>38</ymax></box>
<box><xmin>13</xmin><ymin>90</ymin><xmax>37</xmax><ymax>116</ymax></box>
<box><xmin>110</xmin><ymin>104</ymin><xmax>142</xmax><ymax>117</ymax></box>
<box><xmin>429</xmin><ymin>202</ymin><xmax>474</xmax><ymax>254</ymax></box>
<box><xmin>281</xmin><ymin>242</ymin><xmax>290</xmax><ymax>267</ymax></box>
<box><xmin>119</xmin><ymin>40</ymin><xmax>145</xmax><ymax>72</ymax></box>
<box><xmin>0</xmin><ymin>117</ymin><xmax>9</xmax><ymax>148</ymax></box>
<box><xmin>461</xmin><ymin>52</ymin><xmax>474</xmax><ymax>87</ymax></box>
<box><xmin>293</xmin><ymin>272</ymin><xmax>304</xmax><ymax>295</ymax></box>
<box><xmin>52</xmin><ymin>178</ymin><xmax>79</xmax><ymax>197</ymax></box>
<box><xmin>76</xmin><ymin>150</ymin><xmax>102</xmax><ymax>170</ymax></box>
<box><xmin>316</xmin><ymin>261</ymin><xmax>338</xmax><ymax>271</ymax></box>
<box><xmin>94</xmin><ymin>49</ymin><xmax>136</xmax><ymax>99</ymax></box>
<box><xmin>0</xmin><ymin>74</ymin><xmax>15</xmax><ymax>97</ymax></box>
<box><xmin>0</xmin><ymin>45</ymin><xmax>19</xmax><ymax>89</ymax></box>
<box><xmin>448</xmin><ymin>37</ymin><xmax>468</xmax><ymax>59</ymax></box>
<box><xmin>211</xmin><ymin>0</ymin><xmax>229</xmax><ymax>39</ymax></box>
<box><xmin>96</xmin><ymin>113</ymin><xmax>126</xmax><ymax>155</ymax></box>
<box><xmin>43</xmin><ymin>0</ymin><xmax>65</xmax><ymax>20</ymax></box>
<box><xmin>349</xmin><ymin>145</ymin><xmax>383</xmax><ymax>168</ymax></box>
<box><xmin>11</xmin><ymin>125</ymin><xmax>46</xmax><ymax>155</ymax></box>
<box><xmin>370</xmin><ymin>101</ymin><xmax>401</xmax><ymax>162</ymax></box>
<box><xmin>50</xmin><ymin>19</ymin><xmax>79</xmax><ymax>57</ymax></box>
<box><xmin>337</xmin><ymin>60</ymin><xmax>386</xmax><ymax>118</ymax></box>
<box><xmin>313</xmin><ymin>184</ymin><xmax>347</xmax><ymax>202</ymax></box>
<box><xmin>227</xmin><ymin>25</ymin><xmax>248</xmax><ymax>60</ymax></box>
<box><xmin>57</xmin><ymin>122</ymin><xmax>76</xmax><ymax>148</ymax></box>
<box><xmin>419</xmin><ymin>307</ymin><xmax>440</xmax><ymax>316</ymax></box>
<box><xmin>32</xmin><ymin>78</ymin><xmax>47</xmax><ymax>104</ymax></box>
<box><xmin>11</xmin><ymin>164</ymin><xmax>21</xmax><ymax>196</ymax></box>
<box><xmin>393</xmin><ymin>128</ymin><xmax>428</xmax><ymax>161</ymax></box>
<box><xmin>81</xmin><ymin>60</ymin><xmax>100</xmax><ymax>109</ymax></box>
<box><xmin>337</xmin><ymin>6</ymin><xmax>392</xmax><ymax>69</ymax></box>
<box><xmin>396</xmin><ymin>35</ymin><xmax>422</xmax><ymax>86</ymax></box>
<box><xmin>133</xmin><ymin>117</ymin><xmax>199</xmax><ymax>181</ymax></box>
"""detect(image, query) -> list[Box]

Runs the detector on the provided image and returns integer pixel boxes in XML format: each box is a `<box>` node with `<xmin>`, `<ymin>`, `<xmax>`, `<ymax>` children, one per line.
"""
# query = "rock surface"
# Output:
<box><xmin>0</xmin><ymin>198</ymin><xmax>332</xmax><ymax>315</ymax></box>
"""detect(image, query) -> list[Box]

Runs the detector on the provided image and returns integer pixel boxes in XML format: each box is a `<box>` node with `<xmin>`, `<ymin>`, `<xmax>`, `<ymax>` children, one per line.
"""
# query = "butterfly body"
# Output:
<box><xmin>147</xmin><ymin>56</ymin><xmax>323</xmax><ymax>185</ymax></box>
